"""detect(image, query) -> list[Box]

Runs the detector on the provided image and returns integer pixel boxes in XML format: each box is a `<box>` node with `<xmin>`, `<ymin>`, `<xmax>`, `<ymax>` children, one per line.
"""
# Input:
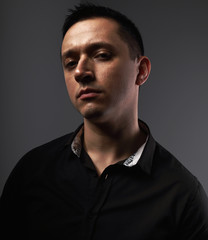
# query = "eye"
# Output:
<box><xmin>94</xmin><ymin>51</ymin><xmax>112</xmax><ymax>61</ymax></box>
<box><xmin>64</xmin><ymin>59</ymin><xmax>78</xmax><ymax>70</ymax></box>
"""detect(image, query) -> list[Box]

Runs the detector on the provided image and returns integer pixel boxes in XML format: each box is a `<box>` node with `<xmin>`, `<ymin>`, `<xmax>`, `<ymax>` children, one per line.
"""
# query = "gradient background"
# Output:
<box><xmin>0</xmin><ymin>0</ymin><xmax>208</xmax><ymax>196</ymax></box>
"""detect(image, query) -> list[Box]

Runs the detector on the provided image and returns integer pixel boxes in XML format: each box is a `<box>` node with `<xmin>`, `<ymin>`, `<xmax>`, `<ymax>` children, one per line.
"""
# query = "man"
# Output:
<box><xmin>0</xmin><ymin>4</ymin><xmax>208</xmax><ymax>240</ymax></box>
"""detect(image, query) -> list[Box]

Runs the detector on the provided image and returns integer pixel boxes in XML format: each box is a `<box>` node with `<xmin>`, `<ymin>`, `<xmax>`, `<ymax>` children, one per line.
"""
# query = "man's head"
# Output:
<box><xmin>62</xmin><ymin>3</ymin><xmax>144</xmax><ymax>59</ymax></box>
<box><xmin>61</xmin><ymin>4</ymin><xmax>151</xmax><ymax>123</ymax></box>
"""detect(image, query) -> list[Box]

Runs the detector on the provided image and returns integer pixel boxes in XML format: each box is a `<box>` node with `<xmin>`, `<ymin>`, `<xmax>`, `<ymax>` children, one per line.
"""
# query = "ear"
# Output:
<box><xmin>136</xmin><ymin>56</ymin><xmax>151</xmax><ymax>86</ymax></box>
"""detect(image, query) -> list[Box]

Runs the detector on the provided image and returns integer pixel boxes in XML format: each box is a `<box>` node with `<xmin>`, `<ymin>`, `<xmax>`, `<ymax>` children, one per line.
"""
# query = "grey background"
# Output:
<box><xmin>0</xmin><ymin>0</ymin><xmax>208</xmax><ymax>196</ymax></box>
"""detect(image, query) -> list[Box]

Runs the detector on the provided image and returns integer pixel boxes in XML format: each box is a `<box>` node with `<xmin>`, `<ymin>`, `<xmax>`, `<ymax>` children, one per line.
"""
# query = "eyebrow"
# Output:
<box><xmin>61</xmin><ymin>41</ymin><xmax>116</xmax><ymax>60</ymax></box>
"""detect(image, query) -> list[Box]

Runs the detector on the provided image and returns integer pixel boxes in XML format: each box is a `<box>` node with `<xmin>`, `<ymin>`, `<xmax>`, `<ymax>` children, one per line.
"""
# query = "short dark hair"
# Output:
<box><xmin>62</xmin><ymin>3</ymin><xmax>144</xmax><ymax>58</ymax></box>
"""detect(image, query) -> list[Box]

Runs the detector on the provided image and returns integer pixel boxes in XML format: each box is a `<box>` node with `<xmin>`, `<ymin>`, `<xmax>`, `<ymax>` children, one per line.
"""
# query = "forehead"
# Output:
<box><xmin>62</xmin><ymin>17</ymin><xmax>125</xmax><ymax>52</ymax></box>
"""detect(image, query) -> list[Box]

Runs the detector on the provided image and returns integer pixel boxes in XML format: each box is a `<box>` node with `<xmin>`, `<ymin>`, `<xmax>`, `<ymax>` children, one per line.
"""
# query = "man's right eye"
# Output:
<box><xmin>64</xmin><ymin>60</ymin><xmax>77</xmax><ymax>69</ymax></box>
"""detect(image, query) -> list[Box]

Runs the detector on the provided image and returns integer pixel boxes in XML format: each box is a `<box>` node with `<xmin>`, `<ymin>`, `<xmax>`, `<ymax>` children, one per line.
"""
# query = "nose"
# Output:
<box><xmin>74</xmin><ymin>57</ymin><xmax>94</xmax><ymax>83</ymax></box>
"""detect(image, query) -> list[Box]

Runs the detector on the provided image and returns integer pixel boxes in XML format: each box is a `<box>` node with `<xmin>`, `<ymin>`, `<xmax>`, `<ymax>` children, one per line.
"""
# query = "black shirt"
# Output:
<box><xmin>1</xmin><ymin>122</ymin><xmax>208</xmax><ymax>240</ymax></box>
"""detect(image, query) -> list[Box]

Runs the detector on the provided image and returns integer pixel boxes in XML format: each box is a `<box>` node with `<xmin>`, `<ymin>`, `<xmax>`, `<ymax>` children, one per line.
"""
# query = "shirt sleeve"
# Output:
<box><xmin>178</xmin><ymin>179</ymin><xmax>208</xmax><ymax>240</ymax></box>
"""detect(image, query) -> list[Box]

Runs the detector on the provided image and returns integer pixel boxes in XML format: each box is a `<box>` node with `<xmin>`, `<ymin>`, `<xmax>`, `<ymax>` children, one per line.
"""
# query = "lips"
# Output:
<box><xmin>77</xmin><ymin>88</ymin><xmax>102</xmax><ymax>100</ymax></box>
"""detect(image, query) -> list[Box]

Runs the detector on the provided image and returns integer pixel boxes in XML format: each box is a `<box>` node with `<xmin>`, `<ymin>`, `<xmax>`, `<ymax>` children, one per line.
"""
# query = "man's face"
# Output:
<box><xmin>61</xmin><ymin>17</ymin><xmax>141</xmax><ymax>123</ymax></box>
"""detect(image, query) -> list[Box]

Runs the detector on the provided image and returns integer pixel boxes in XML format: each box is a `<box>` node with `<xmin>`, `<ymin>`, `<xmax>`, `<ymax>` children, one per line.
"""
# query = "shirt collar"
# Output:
<box><xmin>70</xmin><ymin>120</ymin><xmax>151</xmax><ymax>169</ymax></box>
<box><xmin>71</xmin><ymin>126</ymin><xmax>83</xmax><ymax>158</ymax></box>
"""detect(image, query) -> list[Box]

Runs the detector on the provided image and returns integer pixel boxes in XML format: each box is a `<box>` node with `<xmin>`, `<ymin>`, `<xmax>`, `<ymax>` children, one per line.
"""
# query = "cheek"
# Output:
<box><xmin>97</xmin><ymin>62</ymin><xmax>123</xmax><ymax>86</ymax></box>
<box><xmin>64</xmin><ymin>75</ymin><xmax>77</xmax><ymax>101</ymax></box>
<box><xmin>98</xmin><ymin>61</ymin><xmax>135</xmax><ymax>91</ymax></box>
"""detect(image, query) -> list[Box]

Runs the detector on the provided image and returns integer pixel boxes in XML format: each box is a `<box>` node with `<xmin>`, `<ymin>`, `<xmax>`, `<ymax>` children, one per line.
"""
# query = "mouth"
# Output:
<box><xmin>77</xmin><ymin>88</ymin><xmax>102</xmax><ymax>100</ymax></box>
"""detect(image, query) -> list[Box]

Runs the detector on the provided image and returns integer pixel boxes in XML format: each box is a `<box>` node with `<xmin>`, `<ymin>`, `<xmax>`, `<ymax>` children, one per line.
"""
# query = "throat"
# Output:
<box><xmin>83</xmin><ymin>123</ymin><xmax>147</xmax><ymax>176</ymax></box>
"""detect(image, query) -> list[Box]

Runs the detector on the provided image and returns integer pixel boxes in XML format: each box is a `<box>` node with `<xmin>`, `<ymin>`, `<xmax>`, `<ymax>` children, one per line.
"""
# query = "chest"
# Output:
<box><xmin>22</xmin><ymin>163</ymin><xmax>180</xmax><ymax>240</ymax></box>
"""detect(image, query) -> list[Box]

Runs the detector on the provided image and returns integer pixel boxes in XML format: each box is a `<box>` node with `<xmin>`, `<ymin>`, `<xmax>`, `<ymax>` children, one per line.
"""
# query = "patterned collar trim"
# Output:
<box><xmin>71</xmin><ymin>126</ymin><xmax>84</xmax><ymax>158</ymax></box>
<box><xmin>71</xmin><ymin>125</ymin><xmax>148</xmax><ymax>167</ymax></box>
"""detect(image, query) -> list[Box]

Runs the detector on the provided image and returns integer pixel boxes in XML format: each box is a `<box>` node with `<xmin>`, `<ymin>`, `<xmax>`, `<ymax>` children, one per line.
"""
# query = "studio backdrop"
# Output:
<box><xmin>1</xmin><ymin>0</ymin><xmax>208</xmax><ymax>195</ymax></box>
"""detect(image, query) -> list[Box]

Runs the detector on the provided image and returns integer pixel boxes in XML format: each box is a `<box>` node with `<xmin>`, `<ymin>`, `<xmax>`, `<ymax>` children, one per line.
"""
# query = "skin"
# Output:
<box><xmin>61</xmin><ymin>17</ymin><xmax>151</xmax><ymax>175</ymax></box>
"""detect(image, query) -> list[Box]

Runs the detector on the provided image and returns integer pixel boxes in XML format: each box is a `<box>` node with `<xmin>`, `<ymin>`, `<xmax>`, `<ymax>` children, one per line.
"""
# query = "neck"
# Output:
<box><xmin>83</xmin><ymin>117</ymin><xmax>146</xmax><ymax>175</ymax></box>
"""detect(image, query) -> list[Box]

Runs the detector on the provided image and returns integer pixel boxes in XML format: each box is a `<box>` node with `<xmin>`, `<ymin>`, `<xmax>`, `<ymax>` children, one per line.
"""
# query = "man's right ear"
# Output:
<box><xmin>135</xmin><ymin>56</ymin><xmax>151</xmax><ymax>86</ymax></box>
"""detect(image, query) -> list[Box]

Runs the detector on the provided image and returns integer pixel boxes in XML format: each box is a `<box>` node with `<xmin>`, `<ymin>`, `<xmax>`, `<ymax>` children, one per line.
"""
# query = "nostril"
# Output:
<box><xmin>74</xmin><ymin>71</ymin><xmax>94</xmax><ymax>83</ymax></box>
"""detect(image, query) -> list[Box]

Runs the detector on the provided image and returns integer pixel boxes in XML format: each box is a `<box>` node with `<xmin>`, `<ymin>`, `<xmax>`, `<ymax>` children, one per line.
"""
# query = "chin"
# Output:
<box><xmin>81</xmin><ymin>107</ymin><xmax>104</xmax><ymax>121</ymax></box>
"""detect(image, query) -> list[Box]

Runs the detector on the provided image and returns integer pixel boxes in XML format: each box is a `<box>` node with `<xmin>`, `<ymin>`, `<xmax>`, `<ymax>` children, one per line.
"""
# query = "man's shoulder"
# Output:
<box><xmin>25</xmin><ymin>132</ymin><xmax>74</xmax><ymax>158</ymax></box>
<box><xmin>154</xmin><ymin>142</ymin><xmax>193</xmax><ymax>174</ymax></box>
<box><xmin>11</xmin><ymin>132</ymin><xmax>75</xmax><ymax>178</ymax></box>
<box><xmin>141</xmin><ymin>129</ymin><xmax>197</xmax><ymax>186</ymax></box>
<box><xmin>153</xmin><ymin>141</ymin><xmax>199</xmax><ymax>193</ymax></box>
<box><xmin>1</xmin><ymin>132</ymin><xmax>76</xmax><ymax>196</ymax></box>
<box><xmin>154</xmin><ymin>142</ymin><xmax>208</xmax><ymax>236</ymax></box>
<box><xmin>21</xmin><ymin>132</ymin><xmax>75</xmax><ymax>165</ymax></box>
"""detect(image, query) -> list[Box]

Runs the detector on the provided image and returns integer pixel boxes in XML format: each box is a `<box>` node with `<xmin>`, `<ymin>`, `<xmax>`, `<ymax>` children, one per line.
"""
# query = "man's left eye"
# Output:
<box><xmin>94</xmin><ymin>52</ymin><xmax>111</xmax><ymax>60</ymax></box>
